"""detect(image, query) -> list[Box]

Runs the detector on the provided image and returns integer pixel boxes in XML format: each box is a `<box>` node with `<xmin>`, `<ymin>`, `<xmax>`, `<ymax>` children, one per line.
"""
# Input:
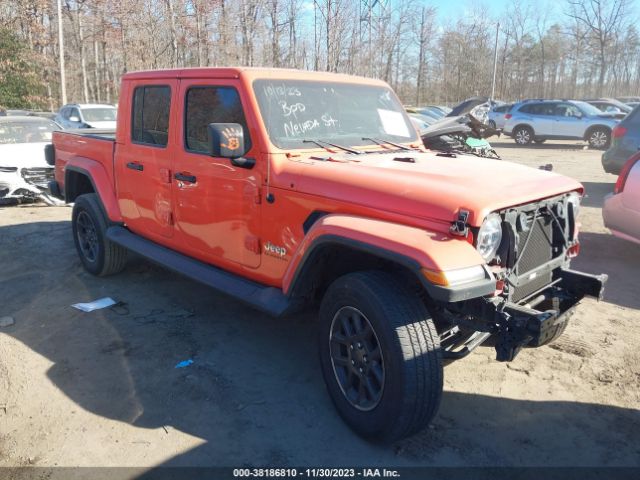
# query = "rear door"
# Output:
<box><xmin>171</xmin><ymin>79</ymin><xmax>262</xmax><ymax>269</ymax></box>
<box><xmin>519</xmin><ymin>103</ymin><xmax>553</xmax><ymax>135</ymax></box>
<box><xmin>530</xmin><ymin>103</ymin><xmax>556</xmax><ymax>136</ymax></box>
<box><xmin>116</xmin><ymin>80</ymin><xmax>177</xmax><ymax>240</ymax></box>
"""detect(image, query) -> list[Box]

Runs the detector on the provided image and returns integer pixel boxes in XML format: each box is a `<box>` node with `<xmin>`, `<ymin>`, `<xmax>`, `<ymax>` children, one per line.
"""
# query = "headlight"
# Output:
<box><xmin>476</xmin><ymin>213</ymin><xmax>503</xmax><ymax>262</ymax></box>
<box><xmin>567</xmin><ymin>192</ymin><xmax>581</xmax><ymax>219</ymax></box>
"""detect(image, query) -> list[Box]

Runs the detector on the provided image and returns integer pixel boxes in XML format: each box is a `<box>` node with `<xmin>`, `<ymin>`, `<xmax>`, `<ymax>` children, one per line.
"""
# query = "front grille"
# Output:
<box><xmin>20</xmin><ymin>167</ymin><xmax>54</xmax><ymax>188</ymax></box>
<box><xmin>512</xmin><ymin>213</ymin><xmax>554</xmax><ymax>302</ymax></box>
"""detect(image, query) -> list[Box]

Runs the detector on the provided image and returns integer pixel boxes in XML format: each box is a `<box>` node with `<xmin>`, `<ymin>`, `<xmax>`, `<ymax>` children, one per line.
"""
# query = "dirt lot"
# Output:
<box><xmin>1</xmin><ymin>140</ymin><xmax>639</xmax><ymax>472</ymax></box>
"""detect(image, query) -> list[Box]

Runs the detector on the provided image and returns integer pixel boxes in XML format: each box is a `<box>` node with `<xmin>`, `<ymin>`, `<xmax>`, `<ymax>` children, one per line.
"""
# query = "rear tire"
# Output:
<box><xmin>587</xmin><ymin>128</ymin><xmax>610</xmax><ymax>150</ymax></box>
<box><xmin>513</xmin><ymin>126</ymin><xmax>533</xmax><ymax>145</ymax></box>
<box><xmin>488</xmin><ymin>120</ymin><xmax>497</xmax><ymax>129</ymax></box>
<box><xmin>72</xmin><ymin>193</ymin><xmax>127</xmax><ymax>276</ymax></box>
<box><xmin>318</xmin><ymin>271</ymin><xmax>443</xmax><ymax>443</ymax></box>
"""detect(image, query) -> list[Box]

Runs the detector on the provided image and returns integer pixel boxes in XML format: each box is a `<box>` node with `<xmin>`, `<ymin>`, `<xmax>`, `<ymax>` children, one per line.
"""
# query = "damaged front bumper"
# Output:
<box><xmin>494</xmin><ymin>269</ymin><xmax>607</xmax><ymax>361</ymax></box>
<box><xmin>0</xmin><ymin>166</ymin><xmax>62</xmax><ymax>206</ymax></box>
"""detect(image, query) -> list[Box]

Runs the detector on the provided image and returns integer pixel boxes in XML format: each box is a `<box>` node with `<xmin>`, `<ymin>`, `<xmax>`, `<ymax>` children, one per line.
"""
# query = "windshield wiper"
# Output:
<box><xmin>303</xmin><ymin>139</ymin><xmax>363</xmax><ymax>155</ymax></box>
<box><xmin>362</xmin><ymin>137</ymin><xmax>413</xmax><ymax>151</ymax></box>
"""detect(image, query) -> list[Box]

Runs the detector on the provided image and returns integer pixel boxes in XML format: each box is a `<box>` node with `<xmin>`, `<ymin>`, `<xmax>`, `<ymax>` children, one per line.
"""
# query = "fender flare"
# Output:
<box><xmin>512</xmin><ymin>123</ymin><xmax>535</xmax><ymax>136</ymax></box>
<box><xmin>65</xmin><ymin>158</ymin><xmax>123</xmax><ymax>223</ymax></box>
<box><xmin>283</xmin><ymin>214</ymin><xmax>495</xmax><ymax>303</ymax></box>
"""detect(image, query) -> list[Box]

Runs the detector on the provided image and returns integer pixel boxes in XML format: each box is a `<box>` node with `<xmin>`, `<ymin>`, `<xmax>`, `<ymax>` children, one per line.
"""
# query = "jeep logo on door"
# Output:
<box><xmin>264</xmin><ymin>241</ymin><xmax>287</xmax><ymax>259</ymax></box>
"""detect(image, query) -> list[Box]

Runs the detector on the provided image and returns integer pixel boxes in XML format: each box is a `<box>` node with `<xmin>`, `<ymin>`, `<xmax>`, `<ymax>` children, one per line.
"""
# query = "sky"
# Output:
<box><xmin>431</xmin><ymin>0</ymin><xmax>513</xmax><ymax>21</ymax></box>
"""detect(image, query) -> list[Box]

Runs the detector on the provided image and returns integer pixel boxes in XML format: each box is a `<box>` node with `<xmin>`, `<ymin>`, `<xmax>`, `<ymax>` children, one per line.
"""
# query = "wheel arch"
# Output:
<box><xmin>64</xmin><ymin>162</ymin><xmax>123</xmax><ymax>223</ymax></box>
<box><xmin>512</xmin><ymin>123</ymin><xmax>535</xmax><ymax>136</ymax></box>
<box><xmin>283</xmin><ymin>214</ymin><xmax>495</xmax><ymax>305</ymax></box>
<box><xmin>583</xmin><ymin>124</ymin><xmax>611</xmax><ymax>141</ymax></box>
<box><xmin>286</xmin><ymin>236</ymin><xmax>424</xmax><ymax>306</ymax></box>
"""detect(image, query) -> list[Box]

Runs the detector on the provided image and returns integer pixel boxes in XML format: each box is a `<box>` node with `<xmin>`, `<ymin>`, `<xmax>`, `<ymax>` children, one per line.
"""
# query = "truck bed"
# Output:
<box><xmin>52</xmin><ymin>130</ymin><xmax>117</xmax><ymax>197</ymax></box>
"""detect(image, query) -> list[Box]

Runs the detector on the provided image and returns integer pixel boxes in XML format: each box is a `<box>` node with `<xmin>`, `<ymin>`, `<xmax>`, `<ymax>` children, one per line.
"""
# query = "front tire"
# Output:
<box><xmin>72</xmin><ymin>193</ymin><xmax>127</xmax><ymax>276</ymax></box>
<box><xmin>319</xmin><ymin>271</ymin><xmax>443</xmax><ymax>443</ymax></box>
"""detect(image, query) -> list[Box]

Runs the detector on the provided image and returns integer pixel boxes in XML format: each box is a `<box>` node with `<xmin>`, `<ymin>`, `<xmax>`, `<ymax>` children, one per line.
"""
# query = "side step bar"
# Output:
<box><xmin>106</xmin><ymin>226</ymin><xmax>290</xmax><ymax>317</ymax></box>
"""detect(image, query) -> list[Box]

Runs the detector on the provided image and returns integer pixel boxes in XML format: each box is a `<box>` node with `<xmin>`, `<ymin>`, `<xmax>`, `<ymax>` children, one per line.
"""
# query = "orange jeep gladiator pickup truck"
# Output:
<box><xmin>48</xmin><ymin>67</ymin><xmax>606</xmax><ymax>442</ymax></box>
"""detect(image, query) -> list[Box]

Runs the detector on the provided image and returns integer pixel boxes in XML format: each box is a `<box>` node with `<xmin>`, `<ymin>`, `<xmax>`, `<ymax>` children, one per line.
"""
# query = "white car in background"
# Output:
<box><xmin>488</xmin><ymin>103</ymin><xmax>513</xmax><ymax>129</ymax></box>
<box><xmin>55</xmin><ymin>103</ymin><xmax>117</xmax><ymax>129</ymax></box>
<box><xmin>0</xmin><ymin>116</ymin><xmax>62</xmax><ymax>205</ymax></box>
<box><xmin>603</xmin><ymin>152</ymin><xmax>640</xmax><ymax>245</ymax></box>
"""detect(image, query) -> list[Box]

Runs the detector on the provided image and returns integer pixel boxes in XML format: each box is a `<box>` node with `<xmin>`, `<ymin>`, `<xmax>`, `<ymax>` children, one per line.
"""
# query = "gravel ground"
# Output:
<box><xmin>0</xmin><ymin>140</ymin><xmax>639</xmax><ymax>474</ymax></box>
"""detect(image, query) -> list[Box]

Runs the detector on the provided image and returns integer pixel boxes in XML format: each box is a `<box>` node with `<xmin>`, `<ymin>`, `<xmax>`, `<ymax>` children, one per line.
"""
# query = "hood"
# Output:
<box><xmin>447</xmin><ymin>97</ymin><xmax>490</xmax><ymax>117</ymax></box>
<box><xmin>593</xmin><ymin>112</ymin><xmax>621</xmax><ymax>121</ymax></box>
<box><xmin>292</xmin><ymin>150</ymin><xmax>582</xmax><ymax>226</ymax></box>
<box><xmin>0</xmin><ymin>142</ymin><xmax>50</xmax><ymax>168</ymax></box>
<box><xmin>595</xmin><ymin>112</ymin><xmax>625</xmax><ymax>120</ymax></box>
<box><xmin>85</xmin><ymin>120</ymin><xmax>117</xmax><ymax>129</ymax></box>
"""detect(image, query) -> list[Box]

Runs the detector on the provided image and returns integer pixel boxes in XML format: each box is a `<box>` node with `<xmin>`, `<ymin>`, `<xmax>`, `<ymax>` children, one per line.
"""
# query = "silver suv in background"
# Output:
<box><xmin>503</xmin><ymin>100</ymin><xmax>619</xmax><ymax>149</ymax></box>
<box><xmin>55</xmin><ymin>104</ymin><xmax>117</xmax><ymax>130</ymax></box>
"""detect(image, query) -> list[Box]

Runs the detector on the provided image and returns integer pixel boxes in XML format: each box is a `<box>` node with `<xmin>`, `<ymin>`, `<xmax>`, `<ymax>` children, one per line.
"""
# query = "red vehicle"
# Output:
<box><xmin>49</xmin><ymin>68</ymin><xmax>606</xmax><ymax>442</ymax></box>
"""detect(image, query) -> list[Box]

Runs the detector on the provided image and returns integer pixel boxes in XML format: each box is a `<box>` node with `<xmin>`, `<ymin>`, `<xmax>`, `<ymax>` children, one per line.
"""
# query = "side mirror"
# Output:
<box><xmin>207</xmin><ymin>123</ymin><xmax>246</xmax><ymax>159</ymax></box>
<box><xmin>69</xmin><ymin>115</ymin><xmax>80</xmax><ymax>122</ymax></box>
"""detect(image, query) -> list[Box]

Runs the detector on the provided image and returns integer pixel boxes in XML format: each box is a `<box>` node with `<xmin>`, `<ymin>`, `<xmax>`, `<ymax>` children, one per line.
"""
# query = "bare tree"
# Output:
<box><xmin>567</xmin><ymin>0</ymin><xmax>630</xmax><ymax>96</ymax></box>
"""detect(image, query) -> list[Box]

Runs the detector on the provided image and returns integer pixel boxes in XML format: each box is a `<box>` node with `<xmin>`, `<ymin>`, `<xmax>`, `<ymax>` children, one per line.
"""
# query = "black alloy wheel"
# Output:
<box><xmin>329</xmin><ymin>306</ymin><xmax>385</xmax><ymax>411</ymax></box>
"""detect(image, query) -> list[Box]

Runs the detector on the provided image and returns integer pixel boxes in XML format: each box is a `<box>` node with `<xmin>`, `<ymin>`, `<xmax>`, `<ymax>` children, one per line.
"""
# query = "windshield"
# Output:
<box><xmin>0</xmin><ymin>120</ymin><xmax>59</xmax><ymax>144</ymax></box>
<box><xmin>82</xmin><ymin>107</ymin><xmax>116</xmax><ymax>122</ymax></box>
<box><xmin>574</xmin><ymin>101</ymin><xmax>605</xmax><ymax>116</ymax></box>
<box><xmin>253</xmin><ymin>79</ymin><xmax>418</xmax><ymax>149</ymax></box>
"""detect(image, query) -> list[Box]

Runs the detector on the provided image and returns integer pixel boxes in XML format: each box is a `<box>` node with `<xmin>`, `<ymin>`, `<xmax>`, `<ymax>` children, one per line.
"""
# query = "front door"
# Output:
<box><xmin>171</xmin><ymin>80</ymin><xmax>262</xmax><ymax>269</ymax></box>
<box><xmin>553</xmin><ymin>103</ymin><xmax>585</xmax><ymax>138</ymax></box>
<box><xmin>116</xmin><ymin>80</ymin><xmax>177</xmax><ymax>239</ymax></box>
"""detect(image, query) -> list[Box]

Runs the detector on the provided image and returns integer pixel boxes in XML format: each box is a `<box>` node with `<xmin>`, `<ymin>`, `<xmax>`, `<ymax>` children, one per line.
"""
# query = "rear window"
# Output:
<box><xmin>131</xmin><ymin>86</ymin><xmax>171</xmax><ymax>147</ymax></box>
<box><xmin>519</xmin><ymin>103</ymin><xmax>555</xmax><ymax>115</ymax></box>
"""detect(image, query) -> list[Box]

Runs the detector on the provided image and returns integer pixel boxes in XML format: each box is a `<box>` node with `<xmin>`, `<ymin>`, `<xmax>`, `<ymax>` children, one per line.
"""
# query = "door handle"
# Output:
<box><xmin>174</xmin><ymin>172</ymin><xmax>197</xmax><ymax>183</ymax></box>
<box><xmin>126</xmin><ymin>162</ymin><xmax>144</xmax><ymax>171</ymax></box>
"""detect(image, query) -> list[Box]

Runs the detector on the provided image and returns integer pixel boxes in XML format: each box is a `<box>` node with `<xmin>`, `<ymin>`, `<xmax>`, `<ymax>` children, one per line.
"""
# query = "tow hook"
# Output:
<box><xmin>450</xmin><ymin>210</ymin><xmax>470</xmax><ymax>237</ymax></box>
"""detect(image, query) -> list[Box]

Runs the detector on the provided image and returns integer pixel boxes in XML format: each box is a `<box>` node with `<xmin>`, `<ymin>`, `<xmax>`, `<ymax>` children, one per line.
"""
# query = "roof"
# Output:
<box><xmin>121</xmin><ymin>67</ymin><xmax>389</xmax><ymax>86</ymax></box>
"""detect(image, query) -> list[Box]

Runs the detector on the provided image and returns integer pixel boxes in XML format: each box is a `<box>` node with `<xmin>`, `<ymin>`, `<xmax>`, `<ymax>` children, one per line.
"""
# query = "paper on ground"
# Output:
<box><xmin>71</xmin><ymin>297</ymin><xmax>117</xmax><ymax>312</ymax></box>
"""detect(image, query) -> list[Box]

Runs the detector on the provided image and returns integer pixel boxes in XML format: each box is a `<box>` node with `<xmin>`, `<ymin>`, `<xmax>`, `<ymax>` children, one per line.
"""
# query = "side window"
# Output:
<box><xmin>60</xmin><ymin>108</ymin><xmax>69</xmax><ymax>120</ymax></box>
<box><xmin>540</xmin><ymin>103</ymin><xmax>557</xmax><ymax>116</ymax></box>
<box><xmin>556</xmin><ymin>104</ymin><xmax>581</xmax><ymax>118</ymax></box>
<box><xmin>528</xmin><ymin>104</ymin><xmax>542</xmax><ymax>114</ymax></box>
<box><xmin>131</xmin><ymin>86</ymin><xmax>171</xmax><ymax>147</ymax></box>
<box><xmin>70</xmin><ymin>108</ymin><xmax>80</xmax><ymax>120</ymax></box>
<box><xmin>184</xmin><ymin>86</ymin><xmax>251</xmax><ymax>154</ymax></box>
